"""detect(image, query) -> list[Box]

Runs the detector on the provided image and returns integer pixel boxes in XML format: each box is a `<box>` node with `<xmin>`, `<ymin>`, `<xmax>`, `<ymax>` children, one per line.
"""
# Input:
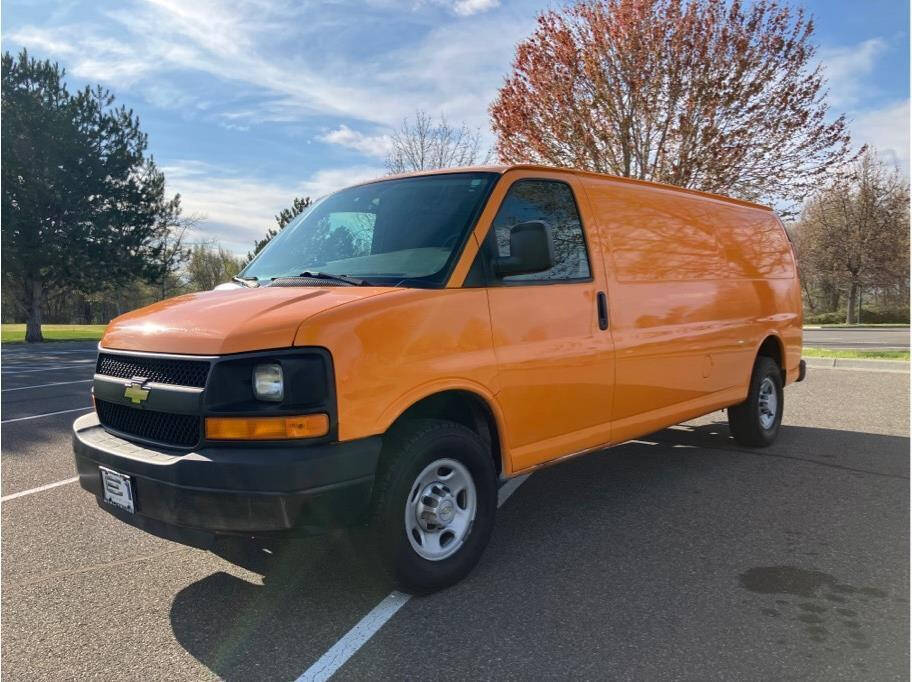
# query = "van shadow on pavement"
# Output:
<box><xmin>169</xmin><ymin>529</ymin><xmax>391</xmax><ymax>681</ymax></box>
<box><xmin>169</xmin><ymin>422</ymin><xmax>909</xmax><ymax>680</ymax></box>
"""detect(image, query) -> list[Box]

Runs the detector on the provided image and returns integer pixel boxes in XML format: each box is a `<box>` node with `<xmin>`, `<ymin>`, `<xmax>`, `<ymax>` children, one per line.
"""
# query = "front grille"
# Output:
<box><xmin>96</xmin><ymin>400</ymin><xmax>201</xmax><ymax>448</ymax></box>
<box><xmin>97</xmin><ymin>353</ymin><xmax>210</xmax><ymax>388</ymax></box>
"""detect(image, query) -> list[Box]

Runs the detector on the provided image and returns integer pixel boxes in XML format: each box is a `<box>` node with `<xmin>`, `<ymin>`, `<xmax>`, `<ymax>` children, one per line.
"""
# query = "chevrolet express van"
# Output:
<box><xmin>73</xmin><ymin>165</ymin><xmax>805</xmax><ymax>591</ymax></box>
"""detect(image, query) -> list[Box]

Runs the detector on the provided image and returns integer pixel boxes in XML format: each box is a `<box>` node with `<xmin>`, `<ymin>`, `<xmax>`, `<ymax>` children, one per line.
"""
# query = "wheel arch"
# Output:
<box><xmin>381</xmin><ymin>386</ymin><xmax>506</xmax><ymax>477</ymax></box>
<box><xmin>755</xmin><ymin>333</ymin><xmax>785</xmax><ymax>382</ymax></box>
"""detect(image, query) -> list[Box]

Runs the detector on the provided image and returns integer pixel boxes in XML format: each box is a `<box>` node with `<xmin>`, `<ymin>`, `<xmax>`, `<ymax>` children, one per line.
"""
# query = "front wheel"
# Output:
<box><xmin>369</xmin><ymin>419</ymin><xmax>497</xmax><ymax>593</ymax></box>
<box><xmin>727</xmin><ymin>356</ymin><xmax>783</xmax><ymax>447</ymax></box>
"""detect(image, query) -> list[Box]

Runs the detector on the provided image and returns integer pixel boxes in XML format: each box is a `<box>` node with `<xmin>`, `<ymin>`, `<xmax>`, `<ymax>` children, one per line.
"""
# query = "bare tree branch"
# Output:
<box><xmin>792</xmin><ymin>148</ymin><xmax>909</xmax><ymax>323</ymax></box>
<box><xmin>386</xmin><ymin>110</ymin><xmax>489</xmax><ymax>174</ymax></box>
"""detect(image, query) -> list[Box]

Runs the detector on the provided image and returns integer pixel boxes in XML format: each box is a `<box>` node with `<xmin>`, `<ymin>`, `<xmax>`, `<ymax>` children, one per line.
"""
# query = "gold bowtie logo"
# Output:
<box><xmin>124</xmin><ymin>382</ymin><xmax>150</xmax><ymax>404</ymax></box>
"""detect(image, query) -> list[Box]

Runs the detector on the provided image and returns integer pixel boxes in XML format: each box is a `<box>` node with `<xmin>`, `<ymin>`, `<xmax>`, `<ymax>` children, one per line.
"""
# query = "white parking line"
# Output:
<box><xmin>3</xmin><ymin>357</ymin><xmax>96</xmax><ymax>362</ymax></box>
<box><xmin>2</xmin><ymin>406</ymin><xmax>93</xmax><ymax>423</ymax></box>
<box><xmin>2</xmin><ymin>358</ymin><xmax>95</xmax><ymax>365</ymax></box>
<box><xmin>1</xmin><ymin>354</ymin><xmax>97</xmax><ymax>361</ymax></box>
<box><xmin>498</xmin><ymin>473</ymin><xmax>531</xmax><ymax>506</ymax></box>
<box><xmin>0</xmin><ymin>477</ymin><xmax>79</xmax><ymax>502</ymax></box>
<box><xmin>2</xmin><ymin>379</ymin><xmax>93</xmax><ymax>392</ymax></box>
<box><xmin>1</xmin><ymin>363</ymin><xmax>95</xmax><ymax>375</ymax></box>
<box><xmin>295</xmin><ymin>473</ymin><xmax>531</xmax><ymax>682</ymax></box>
<box><xmin>2</xmin><ymin>348</ymin><xmax>98</xmax><ymax>355</ymax></box>
<box><xmin>298</xmin><ymin>592</ymin><xmax>412</xmax><ymax>682</ymax></box>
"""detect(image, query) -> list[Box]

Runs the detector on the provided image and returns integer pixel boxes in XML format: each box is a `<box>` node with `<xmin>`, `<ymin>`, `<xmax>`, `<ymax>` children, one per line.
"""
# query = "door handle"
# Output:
<box><xmin>597</xmin><ymin>291</ymin><xmax>609</xmax><ymax>330</ymax></box>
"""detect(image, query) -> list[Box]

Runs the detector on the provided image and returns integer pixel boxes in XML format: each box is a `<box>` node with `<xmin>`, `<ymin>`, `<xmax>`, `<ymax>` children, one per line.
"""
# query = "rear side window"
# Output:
<box><xmin>483</xmin><ymin>179</ymin><xmax>591</xmax><ymax>283</ymax></box>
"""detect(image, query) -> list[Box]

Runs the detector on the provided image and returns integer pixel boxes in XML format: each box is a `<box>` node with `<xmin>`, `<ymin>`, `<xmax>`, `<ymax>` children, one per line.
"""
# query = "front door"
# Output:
<box><xmin>476</xmin><ymin>172</ymin><xmax>615</xmax><ymax>472</ymax></box>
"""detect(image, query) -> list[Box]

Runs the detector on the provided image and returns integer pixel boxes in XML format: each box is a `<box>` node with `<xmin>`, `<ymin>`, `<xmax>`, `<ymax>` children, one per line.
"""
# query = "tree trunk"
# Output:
<box><xmin>25</xmin><ymin>278</ymin><xmax>44</xmax><ymax>343</ymax></box>
<box><xmin>823</xmin><ymin>280</ymin><xmax>840</xmax><ymax>311</ymax></box>
<box><xmin>801</xmin><ymin>279</ymin><xmax>816</xmax><ymax>313</ymax></box>
<box><xmin>846</xmin><ymin>280</ymin><xmax>859</xmax><ymax>324</ymax></box>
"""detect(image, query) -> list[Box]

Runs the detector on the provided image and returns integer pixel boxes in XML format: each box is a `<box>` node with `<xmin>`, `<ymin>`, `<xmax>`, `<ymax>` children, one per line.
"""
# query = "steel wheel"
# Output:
<box><xmin>728</xmin><ymin>356</ymin><xmax>783</xmax><ymax>448</ymax></box>
<box><xmin>758</xmin><ymin>376</ymin><xmax>778</xmax><ymax>430</ymax></box>
<box><xmin>404</xmin><ymin>458</ymin><xmax>477</xmax><ymax>561</ymax></box>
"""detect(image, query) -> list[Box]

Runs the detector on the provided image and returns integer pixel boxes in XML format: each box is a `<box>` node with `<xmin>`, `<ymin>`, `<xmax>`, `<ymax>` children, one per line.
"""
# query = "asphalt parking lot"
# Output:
<box><xmin>1</xmin><ymin>342</ymin><xmax>908</xmax><ymax>680</ymax></box>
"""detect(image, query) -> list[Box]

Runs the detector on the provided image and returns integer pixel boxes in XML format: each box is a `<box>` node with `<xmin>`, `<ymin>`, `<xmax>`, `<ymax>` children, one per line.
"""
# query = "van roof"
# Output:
<box><xmin>367</xmin><ymin>164</ymin><xmax>773</xmax><ymax>212</ymax></box>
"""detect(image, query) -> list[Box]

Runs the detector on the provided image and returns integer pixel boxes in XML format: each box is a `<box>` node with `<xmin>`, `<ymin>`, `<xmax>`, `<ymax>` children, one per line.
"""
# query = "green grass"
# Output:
<box><xmin>1</xmin><ymin>324</ymin><xmax>107</xmax><ymax>343</ymax></box>
<box><xmin>803</xmin><ymin>347</ymin><xmax>910</xmax><ymax>361</ymax></box>
<box><xmin>809</xmin><ymin>323</ymin><xmax>909</xmax><ymax>329</ymax></box>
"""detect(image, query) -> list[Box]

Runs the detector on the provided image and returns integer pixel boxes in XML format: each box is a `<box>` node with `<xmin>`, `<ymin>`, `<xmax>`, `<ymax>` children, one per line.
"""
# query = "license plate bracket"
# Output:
<box><xmin>100</xmin><ymin>467</ymin><xmax>135</xmax><ymax>514</ymax></box>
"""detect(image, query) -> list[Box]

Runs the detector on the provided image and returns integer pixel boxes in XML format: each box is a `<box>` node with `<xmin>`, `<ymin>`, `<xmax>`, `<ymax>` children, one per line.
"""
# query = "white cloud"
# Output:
<box><xmin>318</xmin><ymin>125</ymin><xmax>392</xmax><ymax>158</ymax></box>
<box><xmin>816</xmin><ymin>37</ymin><xmax>909</xmax><ymax>174</ymax></box>
<box><xmin>819</xmin><ymin>38</ymin><xmax>888</xmax><ymax>108</ymax></box>
<box><xmin>297</xmin><ymin>166</ymin><xmax>389</xmax><ymax>197</ymax></box>
<box><xmin>103</xmin><ymin>0</ymin><xmax>420</xmax><ymax>123</ymax></box>
<box><xmin>8</xmin><ymin>26</ymin><xmax>161</xmax><ymax>87</ymax></box>
<box><xmin>6</xmin><ymin>25</ymin><xmax>79</xmax><ymax>56</ymax></box>
<box><xmin>450</xmin><ymin>0</ymin><xmax>500</xmax><ymax>16</ymax></box>
<box><xmin>413</xmin><ymin>0</ymin><xmax>500</xmax><ymax>16</ymax></box>
<box><xmin>813</xmin><ymin>37</ymin><xmax>909</xmax><ymax>174</ymax></box>
<box><xmin>5</xmin><ymin>0</ymin><xmax>530</xmax><ymax>133</ymax></box>
<box><xmin>161</xmin><ymin>161</ymin><xmax>386</xmax><ymax>254</ymax></box>
<box><xmin>852</xmin><ymin>99</ymin><xmax>910</xmax><ymax>173</ymax></box>
<box><xmin>370</xmin><ymin>13</ymin><xmax>533</xmax><ymax>136</ymax></box>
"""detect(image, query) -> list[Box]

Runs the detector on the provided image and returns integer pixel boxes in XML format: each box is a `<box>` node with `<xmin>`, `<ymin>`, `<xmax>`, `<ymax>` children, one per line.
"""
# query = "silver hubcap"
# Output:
<box><xmin>758</xmin><ymin>377</ymin><xmax>778</xmax><ymax>430</ymax></box>
<box><xmin>405</xmin><ymin>458</ymin><xmax>476</xmax><ymax>561</ymax></box>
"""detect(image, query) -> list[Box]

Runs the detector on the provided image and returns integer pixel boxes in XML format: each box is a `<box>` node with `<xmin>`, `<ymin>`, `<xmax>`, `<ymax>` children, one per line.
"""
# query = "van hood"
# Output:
<box><xmin>101</xmin><ymin>286</ymin><xmax>401</xmax><ymax>355</ymax></box>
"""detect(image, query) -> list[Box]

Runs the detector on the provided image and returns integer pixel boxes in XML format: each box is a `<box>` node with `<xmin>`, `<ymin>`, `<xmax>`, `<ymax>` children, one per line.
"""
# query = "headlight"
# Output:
<box><xmin>253</xmin><ymin>363</ymin><xmax>284</xmax><ymax>401</ymax></box>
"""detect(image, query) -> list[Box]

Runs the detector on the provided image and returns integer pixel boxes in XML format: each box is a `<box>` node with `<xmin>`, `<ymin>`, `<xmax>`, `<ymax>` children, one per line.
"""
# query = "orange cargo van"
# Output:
<box><xmin>73</xmin><ymin>165</ymin><xmax>805</xmax><ymax>590</ymax></box>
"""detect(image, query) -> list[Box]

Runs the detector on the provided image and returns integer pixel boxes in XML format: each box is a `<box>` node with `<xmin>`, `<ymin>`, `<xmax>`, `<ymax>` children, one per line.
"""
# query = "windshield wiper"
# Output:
<box><xmin>232</xmin><ymin>275</ymin><xmax>259</xmax><ymax>288</ymax></box>
<box><xmin>297</xmin><ymin>271</ymin><xmax>370</xmax><ymax>286</ymax></box>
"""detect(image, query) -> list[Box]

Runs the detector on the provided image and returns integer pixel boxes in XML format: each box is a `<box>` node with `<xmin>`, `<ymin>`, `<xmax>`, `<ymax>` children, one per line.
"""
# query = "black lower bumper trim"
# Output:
<box><xmin>99</xmin><ymin>500</ymin><xmax>218</xmax><ymax>549</ymax></box>
<box><xmin>73</xmin><ymin>413</ymin><xmax>380</xmax><ymax>536</ymax></box>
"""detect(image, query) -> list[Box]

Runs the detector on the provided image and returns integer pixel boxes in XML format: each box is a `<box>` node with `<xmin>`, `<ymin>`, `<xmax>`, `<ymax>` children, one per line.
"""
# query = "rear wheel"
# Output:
<box><xmin>369</xmin><ymin>419</ymin><xmax>497</xmax><ymax>593</ymax></box>
<box><xmin>728</xmin><ymin>356</ymin><xmax>783</xmax><ymax>447</ymax></box>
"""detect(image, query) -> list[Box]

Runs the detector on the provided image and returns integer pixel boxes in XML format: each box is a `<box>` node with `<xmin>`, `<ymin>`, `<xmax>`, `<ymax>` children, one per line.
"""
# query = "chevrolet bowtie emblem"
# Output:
<box><xmin>124</xmin><ymin>381</ymin><xmax>150</xmax><ymax>405</ymax></box>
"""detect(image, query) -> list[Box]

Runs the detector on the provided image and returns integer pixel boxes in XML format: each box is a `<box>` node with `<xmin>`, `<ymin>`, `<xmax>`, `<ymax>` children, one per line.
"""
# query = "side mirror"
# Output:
<box><xmin>492</xmin><ymin>220</ymin><xmax>554</xmax><ymax>278</ymax></box>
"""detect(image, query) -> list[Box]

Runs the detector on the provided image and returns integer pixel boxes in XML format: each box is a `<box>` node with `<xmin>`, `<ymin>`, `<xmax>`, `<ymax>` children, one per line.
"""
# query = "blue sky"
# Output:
<box><xmin>3</xmin><ymin>0</ymin><xmax>909</xmax><ymax>253</ymax></box>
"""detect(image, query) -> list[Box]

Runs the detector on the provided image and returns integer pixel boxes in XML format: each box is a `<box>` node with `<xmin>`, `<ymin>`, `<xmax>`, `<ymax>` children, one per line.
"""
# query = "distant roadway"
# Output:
<box><xmin>804</xmin><ymin>326</ymin><xmax>910</xmax><ymax>350</ymax></box>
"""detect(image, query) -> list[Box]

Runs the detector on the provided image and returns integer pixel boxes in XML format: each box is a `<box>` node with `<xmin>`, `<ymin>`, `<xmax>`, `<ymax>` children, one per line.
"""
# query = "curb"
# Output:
<box><xmin>803</xmin><ymin>325</ymin><xmax>909</xmax><ymax>330</ymax></box>
<box><xmin>803</xmin><ymin>357</ymin><xmax>910</xmax><ymax>372</ymax></box>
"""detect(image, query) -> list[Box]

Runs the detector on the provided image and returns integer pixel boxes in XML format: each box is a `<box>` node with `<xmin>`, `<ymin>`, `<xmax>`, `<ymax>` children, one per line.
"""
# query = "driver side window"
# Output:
<box><xmin>482</xmin><ymin>179</ymin><xmax>591</xmax><ymax>283</ymax></box>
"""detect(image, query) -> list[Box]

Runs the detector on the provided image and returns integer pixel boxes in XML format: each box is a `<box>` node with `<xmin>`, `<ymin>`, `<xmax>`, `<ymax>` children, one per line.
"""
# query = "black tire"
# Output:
<box><xmin>369</xmin><ymin>418</ymin><xmax>497</xmax><ymax>593</ymax></box>
<box><xmin>727</xmin><ymin>356</ymin><xmax>783</xmax><ymax>447</ymax></box>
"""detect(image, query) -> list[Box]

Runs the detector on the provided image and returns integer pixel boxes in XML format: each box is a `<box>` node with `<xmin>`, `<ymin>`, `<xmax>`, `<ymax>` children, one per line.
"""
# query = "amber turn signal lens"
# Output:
<box><xmin>205</xmin><ymin>413</ymin><xmax>329</xmax><ymax>440</ymax></box>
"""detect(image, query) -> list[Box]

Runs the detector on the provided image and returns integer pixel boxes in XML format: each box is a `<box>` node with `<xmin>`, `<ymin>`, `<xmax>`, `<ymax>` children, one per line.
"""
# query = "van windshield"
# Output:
<box><xmin>240</xmin><ymin>172</ymin><xmax>498</xmax><ymax>287</ymax></box>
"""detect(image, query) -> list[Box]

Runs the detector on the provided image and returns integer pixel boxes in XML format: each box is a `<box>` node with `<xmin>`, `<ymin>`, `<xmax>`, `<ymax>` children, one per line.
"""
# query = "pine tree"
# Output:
<box><xmin>246</xmin><ymin>196</ymin><xmax>312</xmax><ymax>263</ymax></box>
<box><xmin>1</xmin><ymin>49</ymin><xmax>180</xmax><ymax>341</ymax></box>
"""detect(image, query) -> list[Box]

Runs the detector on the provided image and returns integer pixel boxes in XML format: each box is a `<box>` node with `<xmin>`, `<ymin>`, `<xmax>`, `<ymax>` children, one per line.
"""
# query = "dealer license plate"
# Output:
<box><xmin>100</xmin><ymin>467</ymin><xmax>135</xmax><ymax>514</ymax></box>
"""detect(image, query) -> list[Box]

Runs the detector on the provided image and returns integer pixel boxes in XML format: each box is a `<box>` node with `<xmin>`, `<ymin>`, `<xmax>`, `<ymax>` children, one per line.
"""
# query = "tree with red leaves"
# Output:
<box><xmin>490</xmin><ymin>0</ymin><xmax>856</xmax><ymax>213</ymax></box>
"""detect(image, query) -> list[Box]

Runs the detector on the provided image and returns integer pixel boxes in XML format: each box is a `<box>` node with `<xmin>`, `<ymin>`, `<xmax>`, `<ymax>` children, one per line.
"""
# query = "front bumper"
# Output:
<box><xmin>72</xmin><ymin>412</ymin><xmax>381</xmax><ymax>542</ymax></box>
